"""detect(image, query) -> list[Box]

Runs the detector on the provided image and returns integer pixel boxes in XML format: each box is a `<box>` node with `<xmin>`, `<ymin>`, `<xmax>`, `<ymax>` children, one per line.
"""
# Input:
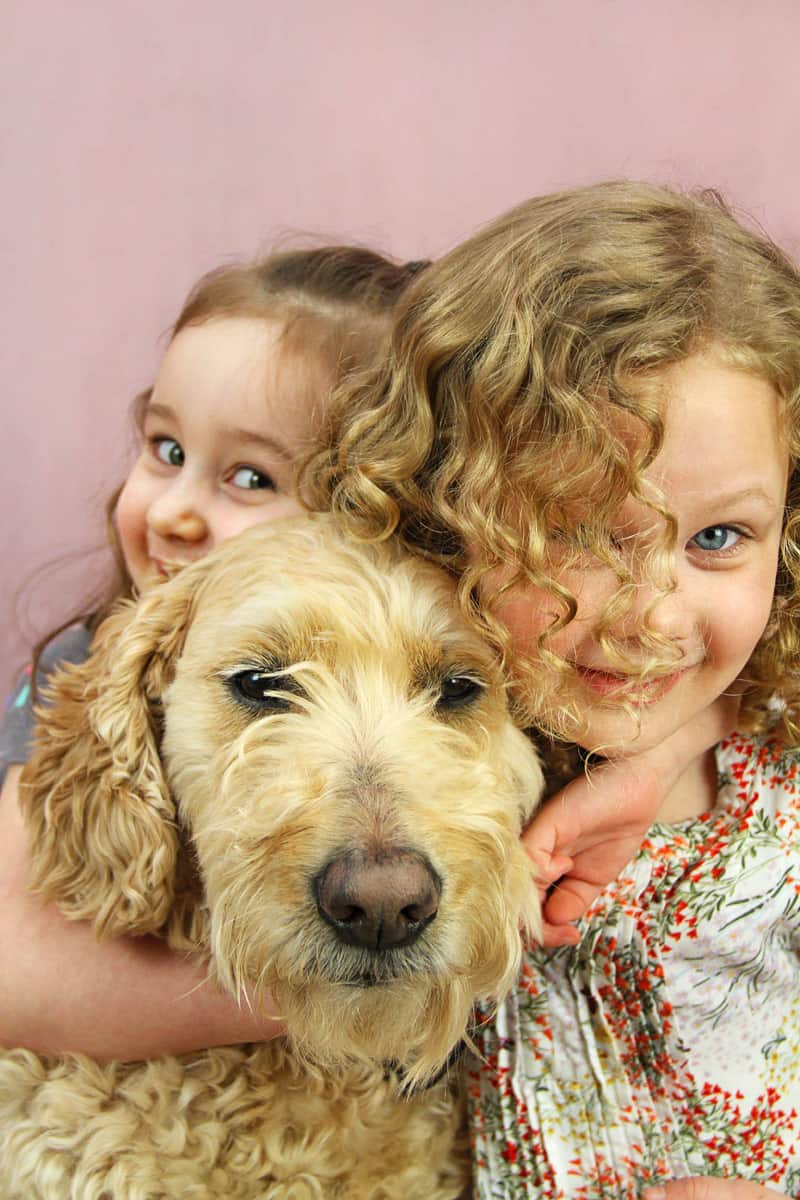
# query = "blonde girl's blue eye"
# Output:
<box><xmin>691</xmin><ymin>525</ymin><xmax>741</xmax><ymax>552</ymax></box>
<box><xmin>230</xmin><ymin>466</ymin><xmax>276</xmax><ymax>491</ymax></box>
<box><xmin>154</xmin><ymin>437</ymin><xmax>184</xmax><ymax>467</ymax></box>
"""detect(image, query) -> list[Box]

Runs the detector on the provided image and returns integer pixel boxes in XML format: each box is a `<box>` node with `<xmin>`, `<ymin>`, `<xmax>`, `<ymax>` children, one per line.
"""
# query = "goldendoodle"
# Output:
<box><xmin>0</xmin><ymin>516</ymin><xmax>543</xmax><ymax>1199</ymax></box>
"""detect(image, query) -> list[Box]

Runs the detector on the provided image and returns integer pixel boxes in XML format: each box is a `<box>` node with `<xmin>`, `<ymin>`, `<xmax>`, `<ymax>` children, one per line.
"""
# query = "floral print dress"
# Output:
<box><xmin>469</xmin><ymin>734</ymin><xmax>800</xmax><ymax>1198</ymax></box>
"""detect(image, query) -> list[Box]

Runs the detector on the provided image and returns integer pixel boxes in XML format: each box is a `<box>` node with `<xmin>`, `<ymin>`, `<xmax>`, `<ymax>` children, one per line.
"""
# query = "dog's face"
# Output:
<box><xmin>24</xmin><ymin>516</ymin><xmax>543</xmax><ymax>1083</ymax></box>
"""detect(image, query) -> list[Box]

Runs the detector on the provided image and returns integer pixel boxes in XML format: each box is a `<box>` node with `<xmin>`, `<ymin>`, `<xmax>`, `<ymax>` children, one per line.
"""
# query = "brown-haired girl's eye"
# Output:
<box><xmin>154</xmin><ymin>437</ymin><xmax>184</xmax><ymax>467</ymax></box>
<box><xmin>230</xmin><ymin>466</ymin><xmax>277</xmax><ymax>491</ymax></box>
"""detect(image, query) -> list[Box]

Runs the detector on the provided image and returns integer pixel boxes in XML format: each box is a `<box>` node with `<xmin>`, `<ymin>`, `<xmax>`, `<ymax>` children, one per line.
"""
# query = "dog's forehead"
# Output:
<box><xmin>182</xmin><ymin>535</ymin><xmax>494</xmax><ymax>673</ymax></box>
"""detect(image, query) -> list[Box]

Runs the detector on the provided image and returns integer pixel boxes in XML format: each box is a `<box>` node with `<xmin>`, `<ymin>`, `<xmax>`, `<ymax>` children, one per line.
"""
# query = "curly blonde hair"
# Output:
<box><xmin>302</xmin><ymin>182</ymin><xmax>800</xmax><ymax>744</ymax></box>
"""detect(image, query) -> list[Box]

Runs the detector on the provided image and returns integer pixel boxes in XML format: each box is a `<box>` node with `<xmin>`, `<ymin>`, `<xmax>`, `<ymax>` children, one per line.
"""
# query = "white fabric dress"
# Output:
<box><xmin>469</xmin><ymin>733</ymin><xmax>800</xmax><ymax>1198</ymax></box>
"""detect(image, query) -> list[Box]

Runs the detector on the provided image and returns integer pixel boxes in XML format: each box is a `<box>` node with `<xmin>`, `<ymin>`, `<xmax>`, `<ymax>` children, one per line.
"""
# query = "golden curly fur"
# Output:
<box><xmin>0</xmin><ymin>515</ymin><xmax>543</xmax><ymax>1199</ymax></box>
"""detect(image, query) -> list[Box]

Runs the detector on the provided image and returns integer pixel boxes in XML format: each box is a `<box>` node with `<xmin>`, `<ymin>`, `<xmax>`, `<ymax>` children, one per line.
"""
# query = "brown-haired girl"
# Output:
<box><xmin>0</xmin><ymin>243</ymin><xmax>426</xmax><ymax>1058</ymax></box>
<box><xmin>302</xmin><ymin>182</ymin><xmax>800</xmax><ymax>1198</ymax></box>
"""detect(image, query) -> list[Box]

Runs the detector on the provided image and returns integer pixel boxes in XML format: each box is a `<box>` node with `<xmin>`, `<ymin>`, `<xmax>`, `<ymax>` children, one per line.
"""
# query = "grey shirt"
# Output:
<box><xmin>0</xmin><ymin>625</ymin><xmax>92</xmax><ymax>787</ymax></box>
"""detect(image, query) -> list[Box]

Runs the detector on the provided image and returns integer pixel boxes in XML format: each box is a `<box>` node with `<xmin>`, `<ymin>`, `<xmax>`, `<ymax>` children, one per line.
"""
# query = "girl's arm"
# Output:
<box><xmin>526</xmin><ymin>694</ymin><xmax>740</xmax><ymax>946</ymax></box>
<box><xmin>0</xmin><ymin>766</ymin><xmax>284</xmax><ymax>1059</ymax></box>
<box><xmin>644</xmin><ymin>1181</ymin><xmax>787</xmax><ymax>1199</ymax></box>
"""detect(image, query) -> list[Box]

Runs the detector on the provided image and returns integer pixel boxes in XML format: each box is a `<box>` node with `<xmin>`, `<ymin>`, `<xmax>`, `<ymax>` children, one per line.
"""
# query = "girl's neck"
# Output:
<box><xmin>654</xmin><ymin>746</ymin><xmax>719</xmax><ymax>823</ymax></box>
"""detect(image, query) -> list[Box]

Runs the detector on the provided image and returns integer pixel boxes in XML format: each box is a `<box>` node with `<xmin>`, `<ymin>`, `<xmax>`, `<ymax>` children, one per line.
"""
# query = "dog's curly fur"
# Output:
<box><xmin>0</xmin><ymin>516</ymin><xmax>544</xmax><ymax>1199</ymax></box>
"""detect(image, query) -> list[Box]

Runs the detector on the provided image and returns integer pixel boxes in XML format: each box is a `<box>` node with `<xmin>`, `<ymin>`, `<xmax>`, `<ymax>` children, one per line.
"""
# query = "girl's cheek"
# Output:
<box><xmin>218</xmin><ymin>495</ymin><xmax>303</xmax><ymax>542</ymax></box>
<box><xmin>491</xmin><ymin>588</ymin><xmax>569</xmax><ymax>662</ymax></box>
<box><xmin>115</xmin><ymin>478</ymin><xmax>145</xmax><ymax>557</ymax></box>
<box><xmin>478</xmin><ymin>560</ymin><xmax>609</xmax><ymax>664</ymax></box>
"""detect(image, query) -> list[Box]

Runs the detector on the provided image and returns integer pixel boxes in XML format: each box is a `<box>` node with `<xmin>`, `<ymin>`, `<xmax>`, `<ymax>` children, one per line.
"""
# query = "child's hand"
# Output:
<box><xmin>524</xmin><ymin>755</ymin><xmax>662</xmax><ymax>946</ymax></box>
<box><xmin>643</xmin><ymin>1180</ymin><xmax>787</xmax><ymax>1199</ymax></box>
<box><xmin>524</xmin><ymin>694</ymin><xmax>740</xmax><ymax>947</ymax></box>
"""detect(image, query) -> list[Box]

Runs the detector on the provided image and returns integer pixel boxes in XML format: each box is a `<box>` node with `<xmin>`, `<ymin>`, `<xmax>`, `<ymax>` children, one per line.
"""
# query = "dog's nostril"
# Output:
<box><xmin>401</xmin><ymin>901</ymin><xmax>432</xmax><ymax>923</ymax></box>
<box><xmin>314</xmin><ymin>850</ymin><xmax>441</xmax><ymax>952</ymax></box>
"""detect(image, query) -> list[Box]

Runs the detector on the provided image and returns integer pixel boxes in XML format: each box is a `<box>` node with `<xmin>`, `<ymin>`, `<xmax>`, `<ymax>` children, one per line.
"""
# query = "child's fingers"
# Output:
<box><xmin>542</xmin><ymin>876</ymin><xmax>600</xmax><ymax>925</ymax></box>
<box><xmin>523</xmin><ymin>848</ymin><xmax>581</xmax><ymax>945</ymax></box>
<box><xmin>642</xmin><ymin>1180</ymin><xmax>778</xmax><ymax>1200</ymax></box>
<box><xmin>536</xmin><ymin>920</ymin><xmax>581</xmax><ymax>949</ymax></box>
<box><xmin>528</xmin><ymin>850</ymin><xmax>573</xmax><ymax>889</ymax></box>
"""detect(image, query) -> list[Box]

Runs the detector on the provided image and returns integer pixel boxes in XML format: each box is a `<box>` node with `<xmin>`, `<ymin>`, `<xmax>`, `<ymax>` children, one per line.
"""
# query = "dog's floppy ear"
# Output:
<box><xmin>22</xmin><ymin>568</ymin><xmax>202</xmax><ymax>939</ymax></box>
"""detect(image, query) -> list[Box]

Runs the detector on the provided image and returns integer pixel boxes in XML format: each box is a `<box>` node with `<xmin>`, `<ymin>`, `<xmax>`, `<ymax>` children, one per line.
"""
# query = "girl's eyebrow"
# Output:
<box><xmin>228</xmin><ymin>428</ymin><xmax>292</xmax><ymax>460</ymax></box>
<box><xmin>144</xmin><ymin>402</ymin><xmax>290</xmax><ymax>460</ymax></box>
<box><xmin>705</xmin><ymin>486</ymin><xmax>783</xmax><ymax>511</ymax></box>
<box><xmin>144</xmin><ymin>402</ymin><xmax>177</xmax><ymax>422</ymax></box>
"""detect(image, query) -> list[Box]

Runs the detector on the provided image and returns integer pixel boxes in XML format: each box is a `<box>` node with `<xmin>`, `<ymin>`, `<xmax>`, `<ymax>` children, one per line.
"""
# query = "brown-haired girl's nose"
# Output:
<box><xmin>159</xmin><ymin>511</ymin><xmax>208</xmax><ymax>541</ymax></box>
<box><xmin>147</xmin><ymin>494</ymin><xmax>210</xmax><ymax>543</ymax></box>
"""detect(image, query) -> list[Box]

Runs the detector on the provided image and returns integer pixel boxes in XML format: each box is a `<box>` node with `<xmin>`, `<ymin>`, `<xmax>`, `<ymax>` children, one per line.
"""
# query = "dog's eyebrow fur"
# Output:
<box><xmin>208</xmin><ymin>627</ymin><xmax>321</xmax><ymax>675</ymax></box>
<box><xmin>219</xmin><ymin>656</ymin><xmax>292</xmax><ymax>679</ymax></box>
<box><xmin>412</xmin><ymin>662</ymin><xmax>488</xmax><ymax>697</ymax></box>
<box><xmin>405</xmin><ymin>633</ymin><xmax>495</xmax><ymax>687</ymax></box>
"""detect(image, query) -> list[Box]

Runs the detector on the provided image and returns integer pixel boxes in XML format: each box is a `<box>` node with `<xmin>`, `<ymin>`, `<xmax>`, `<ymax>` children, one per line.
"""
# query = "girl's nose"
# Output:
<box><xmin>613</xmin><ymin>573</ymin><xmax>696</xmax><ymax>646</ymax></box>
<box><xmin>147</xmin><ymin>483</ymin><xmax>210</xmax><ymax>543</ymax></box>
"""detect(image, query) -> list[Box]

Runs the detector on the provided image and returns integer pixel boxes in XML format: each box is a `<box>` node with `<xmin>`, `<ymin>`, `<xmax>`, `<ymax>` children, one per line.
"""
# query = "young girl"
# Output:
<box><xmin>0</xmin><ymin>243</ymin><xmax>427</xmax><ymax>1057</ymax></box>
<box><xmin>301</xmin><ymin>182</ymin><xmax>800</xmax><ymax>1198</ymax></box>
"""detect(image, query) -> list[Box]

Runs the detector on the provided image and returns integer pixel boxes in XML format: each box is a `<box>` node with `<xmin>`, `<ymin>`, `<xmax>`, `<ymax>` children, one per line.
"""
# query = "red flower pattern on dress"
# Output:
<box><xmin>469</xmin><ymin>735</ymin><xmax>800</xmax><ymax>1198</ymax></box>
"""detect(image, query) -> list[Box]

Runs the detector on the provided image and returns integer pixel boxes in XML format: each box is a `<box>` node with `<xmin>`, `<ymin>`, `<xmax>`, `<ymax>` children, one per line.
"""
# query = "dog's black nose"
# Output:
<box><xmin>315</xmin><ymin>850</ymin><xmax>440</xmax><ymax>951</ymax></box>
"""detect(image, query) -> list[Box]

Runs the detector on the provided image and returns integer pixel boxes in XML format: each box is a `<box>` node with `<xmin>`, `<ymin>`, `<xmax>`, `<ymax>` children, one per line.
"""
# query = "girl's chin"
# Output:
<box><xmin>126</xmin><ymin>561</ymin><xmax>165</xmax><ymax>594</ymax></box>
<box><xmin>133</xmin><ymin>557</ymin><xmax>187</xmax><ymax>591</ymax></box>
<box><xmin>574</xmin><ymin>709</ymin><xmax>687</xmax><ymax>760</ymax></box>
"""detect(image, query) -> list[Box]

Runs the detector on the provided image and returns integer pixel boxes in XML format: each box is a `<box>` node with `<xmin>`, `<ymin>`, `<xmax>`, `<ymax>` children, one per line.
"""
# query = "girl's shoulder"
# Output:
<box><xmin>611</xmin><ymin>730</ymin><xmax>800</xmax><ymax>912</ymax></box>
<box><xmin>716</xmin><ymin>729</ymin><xmax>800</xmax><ymax>807</ymax></box>
<box><xmin>10</xmin><ymin>623</ymin><xmax>93</xmax><ymax>709</ymax></box>
<box><xmin>1</xmin><ymin>624</ymin><xmax>93</xmax><ymax>786</ymax></box>
<box><xmin>36</xmin><ymin>624</ymin><xmax>94</xmax><ymax>677</ymax></box>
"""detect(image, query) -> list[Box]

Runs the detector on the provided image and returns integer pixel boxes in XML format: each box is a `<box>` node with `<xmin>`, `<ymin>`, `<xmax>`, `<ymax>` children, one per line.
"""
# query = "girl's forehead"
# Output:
<box><xmin>646</xmin><ymin>352</ymin><xmax>783</xmax><ymax>451</ymax></box>
<box><xmin>145</xmin><ymin>316</ymin><xmax>330</xmax><ymax>453</ymax></box>
<box><xmin>631</xmin><ymin>353</ymin><xmax>789</xmax><ymax>513</ymax></box>
<box><xmin>157</xmin><ymin>317</ymin><xmax>326</xmax><ymax>396</ymax></box>
<box><xmin>157</xmin><ymin>318</ymin><xmax>285</xmax><ymax>391</ymax></box>
<box><xmin>526</xmin><ymin>351</ymin><xmax>788</xmax><ymax>534</ymax></box>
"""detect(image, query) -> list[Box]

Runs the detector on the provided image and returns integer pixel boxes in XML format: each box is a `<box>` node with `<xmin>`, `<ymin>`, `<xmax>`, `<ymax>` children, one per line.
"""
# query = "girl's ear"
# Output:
<box><xmin>21</xmin><ymin>571</ymin><xmax>201</xmax><ymax>939</ymax></box>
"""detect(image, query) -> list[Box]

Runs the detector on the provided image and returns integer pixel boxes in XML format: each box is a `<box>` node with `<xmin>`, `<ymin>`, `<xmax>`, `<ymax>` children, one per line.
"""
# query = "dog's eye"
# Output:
<box><xmin>228</xmin><ymin>669</ymin><xmax>304</xmax><ymax>713</ymax></box>
<box><xmin>436</xmin><ymin>675</ymin><xmax>484</xmax><ymax>711</ymax></box>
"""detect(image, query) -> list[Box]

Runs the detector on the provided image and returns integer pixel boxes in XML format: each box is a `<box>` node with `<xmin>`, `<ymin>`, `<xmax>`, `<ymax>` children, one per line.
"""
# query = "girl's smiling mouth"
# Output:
<box><xmin>150</xmin><ymin>555</ymin><xmax>190</xmax><ymax>580</ymax></box>
<box><xmin>575</xmin><ymin>664</ymin><xmax>694</xmax><ymax>702</ymax></box>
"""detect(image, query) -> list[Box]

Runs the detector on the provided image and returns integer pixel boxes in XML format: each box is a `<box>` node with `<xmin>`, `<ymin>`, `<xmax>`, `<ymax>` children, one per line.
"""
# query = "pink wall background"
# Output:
<box><xmin>3</xmin><ymin>0</ymin><xmax>800</xmax><ymax>690</ymax></box>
